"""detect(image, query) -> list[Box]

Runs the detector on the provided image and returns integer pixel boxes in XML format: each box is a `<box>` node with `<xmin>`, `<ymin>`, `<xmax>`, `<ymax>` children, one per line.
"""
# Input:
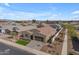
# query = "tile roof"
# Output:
<box><xmin>37</xmin><ymin>26</ymin><xmax>56</xmax><ymax>36</ymax></box>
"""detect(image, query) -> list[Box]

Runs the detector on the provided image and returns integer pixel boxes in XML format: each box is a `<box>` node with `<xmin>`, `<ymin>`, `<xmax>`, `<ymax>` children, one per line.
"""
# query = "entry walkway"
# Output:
<box><xmin>61</xmin><ymin>29</ymin><xmax>67</xmax><ymax>55</ymax></box>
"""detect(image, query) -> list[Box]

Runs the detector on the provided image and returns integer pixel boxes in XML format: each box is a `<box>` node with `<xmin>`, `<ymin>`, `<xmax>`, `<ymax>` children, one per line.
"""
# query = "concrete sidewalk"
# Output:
<box><xmin>0</xmin><ymin>39</ymin><xmax>50</xmax><ymax>55</ymax></box>
<box><xmin>61</xmin><ymin>29</ymin><xmax>67</xmax><ymax>55</ymax></box>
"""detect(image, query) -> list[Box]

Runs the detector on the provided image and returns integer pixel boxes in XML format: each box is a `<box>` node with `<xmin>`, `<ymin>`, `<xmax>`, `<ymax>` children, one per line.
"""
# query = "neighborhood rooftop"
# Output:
<box><xmin>37</xmin><ymin>26</ymin><xmax>56</xmax><ymax>36</ymax></box>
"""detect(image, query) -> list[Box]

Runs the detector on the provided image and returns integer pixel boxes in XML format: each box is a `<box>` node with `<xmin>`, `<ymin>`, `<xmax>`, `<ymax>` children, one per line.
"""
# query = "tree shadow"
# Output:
<box><xmin>72</xmin><ymin>36</ymin><xmax>79</xmax><ymax>51</ymax></box>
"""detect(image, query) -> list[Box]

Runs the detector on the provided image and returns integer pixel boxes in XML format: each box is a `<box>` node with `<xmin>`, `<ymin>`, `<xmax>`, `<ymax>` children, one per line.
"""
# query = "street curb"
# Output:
<box><xmin>0</xmin><ymin>39</ymin><xmax>50</xmax><ymax>55</ymax></box>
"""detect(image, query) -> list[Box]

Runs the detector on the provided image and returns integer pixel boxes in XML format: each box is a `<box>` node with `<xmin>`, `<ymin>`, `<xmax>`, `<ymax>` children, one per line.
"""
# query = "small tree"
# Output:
<box><xmin>63</xmin><ymin>23</ymin><xmax>76</xmax><ymax>37</ymax></box>
<box><xmin>11</xmin><ymin>27</ymin><xmax>18</xmax><ymax>38</ymax></box>
<box><xmin>46</xmin><ymin>20</ymin><xmax>49</xmax><ymax>23</ymax></box>
<box><xmin>11</xmin><ymin>31</ymin><xmax>18</xmax><ymax>39</ymax></box>
<box><xmin>32</xmin><ymin>19</ymin><xmax>36</xmax><ymax>23</ymax></box>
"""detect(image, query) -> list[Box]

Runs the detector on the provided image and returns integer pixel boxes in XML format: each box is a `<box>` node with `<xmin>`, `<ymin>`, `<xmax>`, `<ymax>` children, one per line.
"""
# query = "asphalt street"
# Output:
<box><xmin>0</xmin><ymin>42</ymin><xmax>35</xmax><ymax>55</ymax></box>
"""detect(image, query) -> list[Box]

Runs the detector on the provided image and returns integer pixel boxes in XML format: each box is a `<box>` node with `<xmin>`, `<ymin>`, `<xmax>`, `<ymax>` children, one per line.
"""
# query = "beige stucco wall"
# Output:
<box><xmin>44</xmin><ymin>34</ymin><xmax>52</xmax><ymax>43</ymax></box>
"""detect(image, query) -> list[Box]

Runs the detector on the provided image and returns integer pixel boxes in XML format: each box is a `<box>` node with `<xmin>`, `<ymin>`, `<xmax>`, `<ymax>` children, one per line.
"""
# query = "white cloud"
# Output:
<box><xmin>72</xmin><ymin>10</ymin><xmax>79</xmax><ymax>14</ymax></box>
<box><xmin>0</xmin><ymin>6</ymin><xmax>63</xmax><ymax>20</ymax></box>
<box><xmin>0</xmin><ymin>7</ymin><xmax>55</xmax><ymax>20</ymax></box>
<box><xmin>73</xmin><ymin>15</ymin><xmax>79</xmax><ymax>18</ymax></box>
<box><xmin>70</xmin><ymin>10</ymin><xmax>79</xmax><ymax>20</ymax></box>
<box><xmin>69</xmin><ymin>14</ymin><xmax>79</xmax><ymax>20</ymax></box>
<box><xmin>4</xmin><ymin>3</ymin><xmax>10</xmax><ymax>7</ymax></box>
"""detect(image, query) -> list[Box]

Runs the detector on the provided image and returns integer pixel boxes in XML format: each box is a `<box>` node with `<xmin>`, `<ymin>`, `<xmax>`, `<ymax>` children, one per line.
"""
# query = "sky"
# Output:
<box><xmin>0</xmin><ymin>3</ymin><xmax>79</xmax><ymax>21</ymax></box>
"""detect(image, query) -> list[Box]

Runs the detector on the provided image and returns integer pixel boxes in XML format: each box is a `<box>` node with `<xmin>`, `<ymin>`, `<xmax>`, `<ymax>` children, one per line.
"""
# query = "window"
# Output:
<box><xmin>25</xmin><ymin>34</ymin><xmax>28</xmax><ymax>37</ymax></box>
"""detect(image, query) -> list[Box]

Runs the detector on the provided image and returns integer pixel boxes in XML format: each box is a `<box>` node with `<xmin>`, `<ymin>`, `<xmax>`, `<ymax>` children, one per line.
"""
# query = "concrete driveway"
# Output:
<box><xmin>0</xmin><ymin>33</ymin><xmax>11</xmax><ymax>39</ymax></box>
<box><xmin>27</xmin><ymin>40</ymin><xmax>45</xmax><ymax>50</ymax></box>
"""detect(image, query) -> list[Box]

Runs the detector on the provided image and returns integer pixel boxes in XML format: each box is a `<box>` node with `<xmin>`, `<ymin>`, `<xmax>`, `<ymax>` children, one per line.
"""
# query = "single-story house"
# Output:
<box><xmin>0</xmin><ymin>26</ymin><xmax>5</xmax><ymax>33</ymax></box>
<box><xmin>17</xmin><ymin>26</ymin><xmax>56</xmax><ymax>43</ymax></box>
<box><xmin>32</xmin><ymin>26</ymin><xmax>56</xmax><ymax>42</ymax></box>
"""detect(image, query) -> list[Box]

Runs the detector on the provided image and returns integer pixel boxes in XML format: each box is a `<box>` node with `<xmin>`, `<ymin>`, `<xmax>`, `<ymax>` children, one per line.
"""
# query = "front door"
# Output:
<box><xmin>0</xmin><ymin>29</ymin><xmax>2</xmax><ymax>33</ymax></box>
<box><xmin>31</xmin><ymin>35</ymin><xmax>33</xmax><ymax>40</ymax></box>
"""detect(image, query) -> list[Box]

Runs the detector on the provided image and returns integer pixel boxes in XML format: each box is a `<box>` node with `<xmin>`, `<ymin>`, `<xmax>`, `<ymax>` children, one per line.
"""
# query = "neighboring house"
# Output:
<box><xmin>49</xmin><ymin>24</ymin><xmax>61</xmax><ymax>31</ymax></box>
<box><xmin>16</xmin><ymin>31</ymin><xmax>33</xmax><ymax>40</ymax></box>
<box><xmin>69</xmin><ymin>21</ymin><xmax>79</xmax><ymax>25</ymax></box>
<box><xmin>0</xmin><ymin>21</ymin><xmax>57</xmax><ymax>43</ymax></box>
<box><xmin>17</xmin><ymin>26</ymin><xmax>56</xmax><ymax>43</ymax></box>
<box><xmin>0</xmin><ymin>26</ymin><xmax>5</xmax><ymax>33</ymax></box>
<box><xmin>2</xmin><ymin>21</ymin><xmax>37</xmax><ymax>32</ymax></box>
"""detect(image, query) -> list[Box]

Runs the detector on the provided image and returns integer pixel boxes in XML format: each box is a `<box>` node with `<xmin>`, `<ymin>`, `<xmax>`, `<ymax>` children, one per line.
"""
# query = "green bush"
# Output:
<box><xmin>16</xmin><ymin>39</ymin><xmax>30</xmax><ymax>46</ymax></box>
<box><xmin>63</xmin><ymin>23</ymin><xmax>76</xmax><ymax>37</ymax></box>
